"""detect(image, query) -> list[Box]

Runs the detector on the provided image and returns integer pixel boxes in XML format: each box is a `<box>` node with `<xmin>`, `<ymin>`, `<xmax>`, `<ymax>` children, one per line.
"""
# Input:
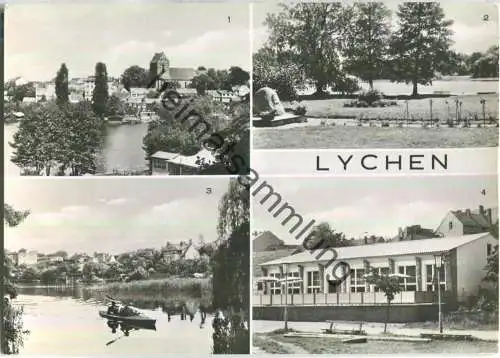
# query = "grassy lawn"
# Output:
<box><xmin>288</xmin><ymin>94</ymin><xmax>498</xmax><ymax>121</ymax></box>
<box><xmin>254</xmin><ymin>126</ymin><xmax>499</xmax><ymax>149</ymax></box>
<box><xmin>269</xmin><ymin>335</ymin><xmax>498</xmax><ymax>354</ymax></box>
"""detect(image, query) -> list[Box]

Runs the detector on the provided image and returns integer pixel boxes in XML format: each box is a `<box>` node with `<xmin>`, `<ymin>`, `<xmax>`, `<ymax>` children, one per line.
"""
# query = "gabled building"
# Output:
<box><xmin>149</xmin><ymin>52</ymin><xmax>196</xmax><ymax>90</ymax></box>
<box><xmin>436</xmin><ymin>205</ymin><xmax>498</xmax><ymax>237</ymax></box>
<box><xmin>162</xmin><ymin>240</ymin><xmax>198</xmax><ymax>261</ymax></box>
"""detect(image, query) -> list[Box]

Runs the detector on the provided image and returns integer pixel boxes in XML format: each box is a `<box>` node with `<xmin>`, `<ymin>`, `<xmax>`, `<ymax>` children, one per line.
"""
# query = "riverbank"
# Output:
<box><xmin>85</xmin><ymin>277</ymin><xmax>212</xmax><ymax>311</ymax></box>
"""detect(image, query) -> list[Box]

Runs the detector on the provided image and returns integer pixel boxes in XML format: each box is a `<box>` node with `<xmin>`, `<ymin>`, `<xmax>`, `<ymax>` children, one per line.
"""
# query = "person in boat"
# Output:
<box><xmin>107</xmin><ymin>301</ymin><xmax>119</xmax><ymax>315</ymax></box>
<box><xmin>119</xmin><ymin>304</ymin><xmax>135</xmax><ymax>317</ymax></box>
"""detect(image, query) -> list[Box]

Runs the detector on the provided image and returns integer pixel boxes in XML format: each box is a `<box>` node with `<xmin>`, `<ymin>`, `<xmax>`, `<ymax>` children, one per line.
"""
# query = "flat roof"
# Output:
<box><xmin>260</xmin><ymin>233</ymin><xmax>492</xmax><ymax>266</ymax></box>
<box><xmin>151</xmin><ymin>148</ymin><xmax>216</xmax><ymax>168</ymax></box>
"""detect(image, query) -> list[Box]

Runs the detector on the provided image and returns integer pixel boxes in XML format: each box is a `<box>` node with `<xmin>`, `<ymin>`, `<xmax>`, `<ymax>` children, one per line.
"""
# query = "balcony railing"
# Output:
<box><xmin>253</xmin><ymin>290</ymin><xmax>452</xmax><ymax>307</ymax></box>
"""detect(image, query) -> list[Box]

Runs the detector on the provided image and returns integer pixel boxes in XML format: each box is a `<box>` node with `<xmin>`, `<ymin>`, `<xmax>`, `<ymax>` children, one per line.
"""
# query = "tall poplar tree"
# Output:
<box><xmin>390</xmin><ymin>2</ymin><xmax>454</xmax><ymax>96</ymax></box>
<box><xmin>55</xmin><ymin>63</ymin><xmax>69</xmax><ymax>105</ymax></box>
<box><xmin>92</xmin><ymin>62</ymin><xmax>109</xmax><ymax>118</ymax></box>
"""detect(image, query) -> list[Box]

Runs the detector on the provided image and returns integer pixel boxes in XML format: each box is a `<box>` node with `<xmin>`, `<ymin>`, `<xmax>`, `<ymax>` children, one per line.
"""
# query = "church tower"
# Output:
<box><xmin>149</xmin><ymin>52</ymin><xmax>170</xmax><ymax>89</ymax></box>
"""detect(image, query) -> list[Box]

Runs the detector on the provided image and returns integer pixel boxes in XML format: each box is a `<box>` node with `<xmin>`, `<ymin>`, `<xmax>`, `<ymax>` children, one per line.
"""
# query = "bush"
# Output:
<box><xmin>332</xmin><ymin>77</ymin><xmax>361</xmax><ymax>95</ymax></box>
<box><xmin>358</xmin><ymin>89</ymin><xmax>384</xmax><ymax>106</ymax></box>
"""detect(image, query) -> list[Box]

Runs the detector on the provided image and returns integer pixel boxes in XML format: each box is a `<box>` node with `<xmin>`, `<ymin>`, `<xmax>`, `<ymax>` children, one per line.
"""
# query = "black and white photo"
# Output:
<box><xmin>252</xmin><ymin>2</ymin><xmax>498</xmax><ymax>149</ymax></box>
<box><xmin>252</xmin><ymin>175</ymin><xmax>498</xmax><ymax>354</ymax></box>
<box><xmin>4</xmin><ymin>3</ymin><xmax>250</xmax><ymax>176</ymax></box>
<box><xmin>3</xmin><ymin>177</ymin><xmax>250</xmax><ymax>355</ymax></box>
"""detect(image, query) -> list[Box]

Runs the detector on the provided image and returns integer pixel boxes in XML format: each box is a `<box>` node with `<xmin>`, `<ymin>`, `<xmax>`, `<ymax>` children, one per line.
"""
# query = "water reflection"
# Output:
<box><xmin>14</xmin><ymin>294</ymin><xmax>214</xmax><ymax>356</ymax></box>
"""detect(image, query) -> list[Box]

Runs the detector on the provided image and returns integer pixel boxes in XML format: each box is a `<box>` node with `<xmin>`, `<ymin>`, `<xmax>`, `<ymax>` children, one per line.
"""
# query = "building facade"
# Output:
<box><xmin>254</xmin><ymin>233</ymin><xmax>496</xmax><ymax>312</ymax></box>
<box><xmin>149</xmin><ymin>52</ymin><xmax>196</xmax><ymax>90</ymax></box>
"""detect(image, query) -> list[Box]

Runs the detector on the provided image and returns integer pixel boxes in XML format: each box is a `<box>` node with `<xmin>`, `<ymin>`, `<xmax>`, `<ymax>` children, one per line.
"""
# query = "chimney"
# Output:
<box><xmin>487</xmin><ymin>208</ymin><xmax>492</xmax><ymax>224</ymax></box>
<box><xmin>465</xmin><ymin>209</ymin><xmax>471</xmax><ymax>216</ymax></box>
<box><xmin>479</xmin><ymin>205</ymin><xmax>485</xmax><ymax>215</ymax></box>
<box><xmin>364</xmin><ymin>236</ymin><xmax>368</xmax><ymax>245</ymax></box>
<box><xmin>398</xmin><ymin>227</ymin><xmax>403</xmax><ymax>240</ymax></box>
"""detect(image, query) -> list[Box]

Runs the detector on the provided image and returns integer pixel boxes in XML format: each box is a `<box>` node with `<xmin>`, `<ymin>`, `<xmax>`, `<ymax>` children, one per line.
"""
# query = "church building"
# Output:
<box><xmin>149</xmin><ymin>52</ymin><xmax>197</xmax><ymax>90</ymax></box>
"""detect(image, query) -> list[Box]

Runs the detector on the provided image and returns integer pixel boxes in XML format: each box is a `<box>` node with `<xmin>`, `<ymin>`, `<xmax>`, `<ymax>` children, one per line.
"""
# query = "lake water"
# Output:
<box><xmin>298</xmin><ymin>78</ymin><xmax>499</xmax><ymax>96</ymax></box>
<box><xmin>4</xmin><ymin>123</ymin><xmax>149</xmax><ymax>176</ymax></box>
<box><xmin>12</xmin><ymin>293</ymin><xmax>214</xmax><ymax>356</ymax></box>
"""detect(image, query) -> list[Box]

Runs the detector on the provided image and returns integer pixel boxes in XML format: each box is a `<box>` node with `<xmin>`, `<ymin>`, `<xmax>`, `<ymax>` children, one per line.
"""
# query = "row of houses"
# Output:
<box><xmin>8</xmin><ymin>52</ymin><xmax>246</xmax><ymax>105</ymax></box>
<box><xmin>6</xmin><ymin>250</ymin><xmax>117</xmax><ymax>267</ymax></box>
<box><xmin>253</xmin><ymin>205</ymin><xmax>498</xmax><ymax>322</ymax></box>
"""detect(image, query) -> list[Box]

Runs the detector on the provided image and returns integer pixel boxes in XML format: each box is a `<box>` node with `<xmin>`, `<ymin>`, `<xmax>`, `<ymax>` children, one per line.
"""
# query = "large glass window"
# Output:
<box><xmin>287</xmin><ymin>271</ymin><xmax>301</xmax><ymax>294</ymax></box>
<box><xmin>350</xmin><ymin>268</ymin><xmax>365</xmax><ymax>293</ymax></box>
<box><xmin>307</xmin><ymin>271</ymin><xmax>321</xmax><ymax>293</ymax></box>
<box><xmin>269</xmin><ymin>272</ymin><xmax>281</xmax><ymax>295</ymax></box>
<box><xmin>425</xmin><ymin>264</ymin><xmax>446</xmax><ymax>292</ymax></box>
<box><xmin>398</xmin><ymin>265</ymin><xmax>417</xmax><ymax>291</ymax></box>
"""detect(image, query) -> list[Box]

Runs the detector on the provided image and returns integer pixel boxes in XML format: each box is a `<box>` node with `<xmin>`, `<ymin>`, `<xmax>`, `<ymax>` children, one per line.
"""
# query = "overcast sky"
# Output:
<box><xmin>6</xmin><ymin>2</ymin><xmax>250</xmax><ymax>81</ymax></box>
<box><xmin>5</xmin><ymin>178</ymin><xmax>231</xmax><ymax>255</ymax></box>
<box><xmin>253</xmin><ymin>1</ymin><xmax>499</xmax><ymax>55</ymax></box>
<box><xmin>253</xmin><ymin>175</ymin><xmax>498</xmax><ymax>244</ymax></box>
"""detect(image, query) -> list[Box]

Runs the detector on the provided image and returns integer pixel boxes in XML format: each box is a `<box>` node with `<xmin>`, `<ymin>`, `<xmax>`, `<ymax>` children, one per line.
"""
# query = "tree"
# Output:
<box><xmin>55</xmin><ymin>63</ymin><xmax>69</xmax><ymax>105</ymax></box>
<box><xmin>142</xmin><ymin>95</ymin><xmax>226</xmax><ymax>170</ymax></box>
<box><xmin>389</xmin><ymin>3</ymin><xmax>454</xmax><ymax>96</ymax></box>
<box><xmin>483</xmin><ymin>244</ymin><xmax>498</xmax><ymax>291</ymax></box>
<box><xmin>191</xmin><ymin>73</ymin><xmax>216</xmax><ymax>95</ymax></box>
<box><xmin>92</xmin><ymin>62</ymin><xmax>109</xmax><ymax>118</ymax></box>
<box><xmin>216</xmin><ymin>179</ymin><xmax>250</xmax><ymax>239</ymax></box>
<box><xmin>228</xmin><ymin>67</ymin><xmax>249</xmax><ymax>86</ymax></box>
<box><xmin>106</xmin><ymin>94</ymin><xmax>126</xmax><ymax>117</ymax></box>
<box><xmin>366</xmin><ymin>271</ymin><xmax>401</xmax><ymax>333</ymax></box>
<box><xmin>212</xmin><ymin>179</ymin><xmax>250</xmax><ymax>354</ymax></box>
<box><xmin>304</xmin><ymin>222</ymin><xmax>350</xmax><ymax>250</ymax></box>
<box><xmin>344</xmin><ymin>3</ymin><xmax>392</xmax><ymax>89</ymax></box>
<box><xmin>4</xmin><ymin>204</ymin><xmax>30</xmax><ymax>228</ymax></box>
<box><xmin>470</xmin><ymin>46</ymin><xmax>499</xmax><ymax>78</ymax></box>
<box><xmin>264</xmin><ymin>3</ymin><xmax>353</xmax><ymax>96</ymax></box>
<box><xmin>3</xmin><ymin>205</ymin><xmax>30</xmax><ymax>354</ymax></box>
<box><xmin>120</xmin><ymin>66</ymin><xmax>149</xmax><ymax>91</ymax></box>
<box><xmin>253</xmin><ymin>47</ymin><xmax>303</xmax><ymax>101</ymax></box>
<box><xmin>10</xmin><ymin>101</ymin><xmax>103</xmax><ymax>176</ymax></box>
<box><xmin>9</xmin><ymin>83</ymin><xmax>36</xmax><ymax>103</ymax></box>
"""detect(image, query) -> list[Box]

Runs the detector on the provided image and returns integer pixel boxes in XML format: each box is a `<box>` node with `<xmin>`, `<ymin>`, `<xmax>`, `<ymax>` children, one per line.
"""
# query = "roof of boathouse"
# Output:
<box><xmin>259</xmin><ymin>233</ymin><xmax>492</xmax><ymax>267</ymax></box>
<box><xmin>151</xmin><ymin>148</ymin><xmax>216</xmax><ymax>168</ymax></box>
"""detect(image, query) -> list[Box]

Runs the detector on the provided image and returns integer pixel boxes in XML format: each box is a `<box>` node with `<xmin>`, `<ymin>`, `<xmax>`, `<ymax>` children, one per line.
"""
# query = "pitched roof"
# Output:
<box><xmin>168</xmin><ymin>67</ymin><xmax>196</xmax><ymax>81</ymax></box>
<box><xmin>260</xmin><ymin>233</ymin><xmax>492</xmax><ymax>267</ymax></box>
<box><xmin>452</xmin><ymin>211</ymin><xmax>491</xmax><ymax>228</ymax></box>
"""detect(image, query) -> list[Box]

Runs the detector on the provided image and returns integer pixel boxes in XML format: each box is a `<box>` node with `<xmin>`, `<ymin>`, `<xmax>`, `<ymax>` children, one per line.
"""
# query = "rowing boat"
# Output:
<box><xmin>99</xmin><ymin>310</ymin><xmax>156</xmax><ymax>330</ymax></box>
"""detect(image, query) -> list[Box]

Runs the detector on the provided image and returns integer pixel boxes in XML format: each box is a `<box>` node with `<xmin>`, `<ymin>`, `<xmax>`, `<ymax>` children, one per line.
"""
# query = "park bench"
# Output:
<box><xmin>323</xmin><ymin>320</ymin><xmax>367</xmax><ymax>336</ymax></box>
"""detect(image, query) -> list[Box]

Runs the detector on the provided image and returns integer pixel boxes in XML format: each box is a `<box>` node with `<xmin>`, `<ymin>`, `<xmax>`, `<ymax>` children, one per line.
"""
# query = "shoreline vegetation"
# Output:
<box><xmin>17</xmin><ymin>277</ymin><xmax>213</xmax><ymax>312</ymax></box>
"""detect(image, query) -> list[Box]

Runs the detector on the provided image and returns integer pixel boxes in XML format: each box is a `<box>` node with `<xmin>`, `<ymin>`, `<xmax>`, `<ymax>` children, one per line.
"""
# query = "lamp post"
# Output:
<box><xmin>433</xmin><ymin>253</ymin><xmax>445</xmax><ymax>334</ymax></box>
<box><xmin>480</xmin><ymin>98</ymin><xmax>486</xmax><ymax>126</ymax></box>
<box><xmin>283</xmin><ymin>263</ymin><xmax>288</xmax><ymax>331</ymax></box>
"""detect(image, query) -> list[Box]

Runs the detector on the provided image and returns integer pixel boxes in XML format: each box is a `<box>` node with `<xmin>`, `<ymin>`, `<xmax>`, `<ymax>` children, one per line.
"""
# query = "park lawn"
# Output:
<box><xmin>253</xmin><ymin>126</ymin><xmax>499</xmax><ymax>149</ymax></box>
<box><xmin>287</xmin><ymin>94</ymin><xmax>498</xmax><ymax>121</ymax></box>
<box><xmin>268</xmin><ymin>335</ymin><xmax>498</xmax><ymax>354</ymax></box>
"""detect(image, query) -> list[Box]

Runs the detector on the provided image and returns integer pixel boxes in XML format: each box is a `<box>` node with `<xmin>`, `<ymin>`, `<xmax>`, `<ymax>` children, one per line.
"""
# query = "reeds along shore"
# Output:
<box><xmin>86</xmin><ymin>277</ymin><xmax>213</xmax><ymax>311</ymax></box>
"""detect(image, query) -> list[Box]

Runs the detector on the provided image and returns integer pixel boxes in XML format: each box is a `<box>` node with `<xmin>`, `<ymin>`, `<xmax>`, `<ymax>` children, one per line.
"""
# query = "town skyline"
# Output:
<box><xmin>252</xmin><ymin>175</ymin><xmax>498</xmax><ymax>243</ymax></box>
<box><xmin>6</xmin><ymin>3</ymin><xmax>250</xmax><ymax>81</ymax></box>
<box><xmin>5</xmin><ymin>178</ymin><xmax>231</xmax><ymax>255</ymax></box>
<box><xmin>253</xmin><ymin>2</ymin><xmax>499</xmax><ymax>55</ymax></box>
